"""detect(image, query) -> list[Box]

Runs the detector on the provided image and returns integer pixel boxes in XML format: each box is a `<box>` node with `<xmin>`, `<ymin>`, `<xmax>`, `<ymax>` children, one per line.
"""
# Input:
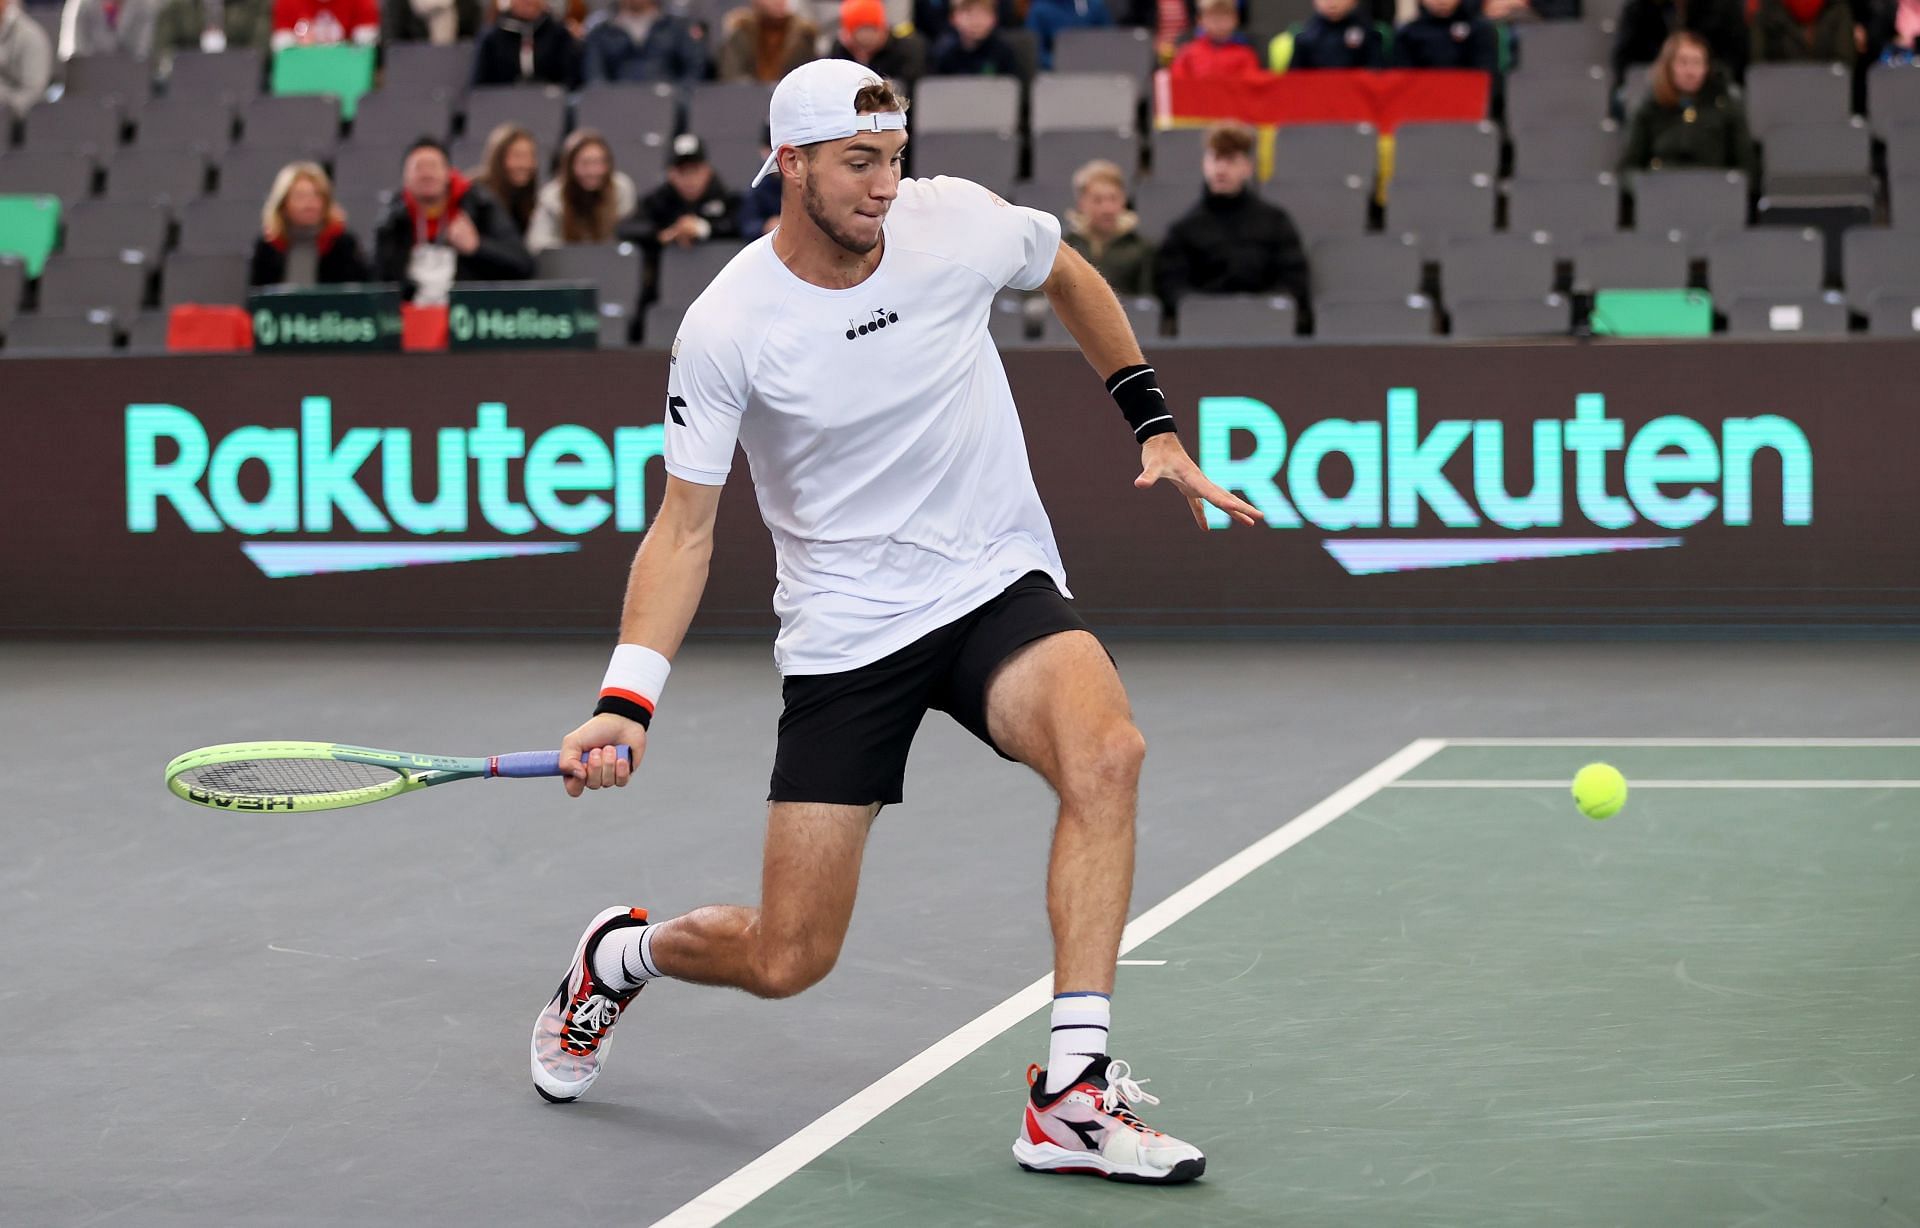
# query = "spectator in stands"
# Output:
<box><xmin>473</xmin><ymin>121</ymin><xmax>542</xmax><ymax>239</ymax></box>
<box><xmin>1619</xmin><ymin>30</ymin><xmax>1758</xmax><ymax>174</ymax></box>
<box><xmin>930</xmin><ymin>0</ymin><xmax>1022</xmax><ymax>74</ymax></box>
<box><xmin>0</xmin><ymin>0</ymin><xmax>53</xmax><ymax>120</ymax></box>
<box><xmin>832</xmin><ymin>0</ymin><xmax>916</xmax><ymax>80</ymax></box>
<box><xmin>1171</xmin><ymin>0</ymin><xmax>1261</xmax><ymax>76</ymax></box>
<box><xmin>250</xmin><ymin>161</ymin><xmax>370</xmax><ymax>286</ymax></box>
<box><xmin>1751</xmin><ymin>0</ymin><xmax>1862</xmax><ymax>63</ymax></box>
<box><xmin>374</xmin><ymin>137</ymin><xmax>534</xmax><ymax>302</ymax></box>
<box><xmin>1154</xmin><ymin>121</ymin><xmax>1310</xmax><ymax>319</ymax></box>
<box><xmin>1481</xmin><ymin>0</ymin><xmax>1579</xmax><ymax>23</ymax></box>
<box><xmin>1612</xmin><ymin>0</ymin><xmax>1748</xmax><ymax>83</ymax></box>
<box><xmin>717</xmin><ymin>0</ymin><xmax>818</xmax><ymax>81</ymax></box>
<box><xmin>1064</xmin><ymin>158</ymin><xmax>1154</xmax><ymax>295</ymax></box>
<box><xmin>381</xmin><ymin>0</ymin><xmax>482</xmax><ymax>43</ymax></box>
<box><xmin>527</xmin><ymin>129</ymin><xmax>636</xmax><ymax>252</ymax></box>
<box><xmin>1272</xmin><ymin>0</ymin><xmax>1386</xmax><ymax>68</ymax></box>
<box><xmin>58</xmin><ymin>0</ymin><xmax>157</xmax><ymax>59</ymax></box>
<box><xmin>632</xmin><ymin>132</ymin><xmax>743</xmax><ymax>249</ymax></box>
<box><xmin>1027</xmin><ymin>0</ymin><xmax>1110</xmax><ymax>69</ymax></box>
<box><xmin>738</xmin><ymin>126</ymin><xmax>782</xmax><ymax>234</ymax></box>
<box><xmin>154</xmin><ymin>0</ymin><xmax>272</xmax><ymax>62</ymax></box>
<box><xmin>1870</xmin><ymin>0</ymin><xmax>1919</xmax><ymax>61</ymax></box>
<box><xmin>472</xmin><ymin>0</ymin><xmax>583</xmax><ymax>85</ymax></box>
<box><xmin>583</xmin><ymin>0</ymin><xmax>708</xmax><ymax>84</ymax></box>
<box><xmin>270</xmin><ymin>0</ymin><xmax>376</xmax><ymax>48</ymax></box>
<box><xmin>1392</xmin><ymin>0</ymin><xmax>1497</xmax><ymax>68</ymax></box>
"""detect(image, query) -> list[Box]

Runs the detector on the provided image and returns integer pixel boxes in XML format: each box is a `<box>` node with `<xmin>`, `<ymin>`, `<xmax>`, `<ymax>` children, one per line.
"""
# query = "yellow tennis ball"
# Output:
<box><xmin>1572</xmin><ymin>762</ymin><xmax>1627</xmax><ymax>820</ymax></box>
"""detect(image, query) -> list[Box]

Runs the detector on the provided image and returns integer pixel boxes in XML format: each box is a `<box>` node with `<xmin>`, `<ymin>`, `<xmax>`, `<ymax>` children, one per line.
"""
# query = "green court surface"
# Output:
<box><xmin>676</xmin><ymin>741</ymin><xmax>1920</xmax><ymax>1228</ymax></box>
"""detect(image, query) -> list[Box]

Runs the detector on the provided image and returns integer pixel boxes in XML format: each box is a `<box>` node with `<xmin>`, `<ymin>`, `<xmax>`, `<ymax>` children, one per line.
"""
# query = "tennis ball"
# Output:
<box><xmin>1572</xmin><ymin>762</ymin><xmax>1627</xmax><ymax>820</ymax></box>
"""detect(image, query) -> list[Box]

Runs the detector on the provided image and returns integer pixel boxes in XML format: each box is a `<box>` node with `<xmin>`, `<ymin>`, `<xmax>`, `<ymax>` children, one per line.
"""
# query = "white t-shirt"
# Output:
<box><xmin>663</xmin><ymin>175</ymin><xmax>1068</xmax><ymax>676</ymax></box>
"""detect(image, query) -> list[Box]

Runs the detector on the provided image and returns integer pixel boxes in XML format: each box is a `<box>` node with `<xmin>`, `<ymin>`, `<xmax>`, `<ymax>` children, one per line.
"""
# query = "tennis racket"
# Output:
<box><xmin>164</xmin><ymin>742</ymin><xmax>630</xmax><ymax>813</ymax></box>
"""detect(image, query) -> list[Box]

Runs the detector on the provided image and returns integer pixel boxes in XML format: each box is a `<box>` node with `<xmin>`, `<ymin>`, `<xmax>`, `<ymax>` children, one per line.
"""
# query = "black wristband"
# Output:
<box><xmin>1105</xmin><ymin>364</ymin><xmax>1177</xmax><ymax>444</ymax></box>
<box><xmin>593</xmin><ymin>693</ymin><xmax>654</xmax><ymax>729</ymax></box>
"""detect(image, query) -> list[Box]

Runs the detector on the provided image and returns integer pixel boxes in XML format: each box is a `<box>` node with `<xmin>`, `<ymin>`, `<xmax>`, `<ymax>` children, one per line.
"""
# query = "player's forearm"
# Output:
<box><xmin>615</xmin><ymin>518</ymin><xmax>712</xmax><ymax>660</ymax></box>
<box><xmin>1044</xmin><ymin>244</ymin><xmax>1145</xmax><ymax>381</ymax></box>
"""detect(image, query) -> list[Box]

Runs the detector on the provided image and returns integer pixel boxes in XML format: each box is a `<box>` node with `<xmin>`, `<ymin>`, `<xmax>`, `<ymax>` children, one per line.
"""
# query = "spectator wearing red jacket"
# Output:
<box><xmin>270</xmin><ymin>0</ymin><xmax>375</xmax><ymax>49</ymax></box>
<box><xmin>1171</xmin><ymin>0</ymin><xmax>1262</xmax><ymax>75</ymax></box>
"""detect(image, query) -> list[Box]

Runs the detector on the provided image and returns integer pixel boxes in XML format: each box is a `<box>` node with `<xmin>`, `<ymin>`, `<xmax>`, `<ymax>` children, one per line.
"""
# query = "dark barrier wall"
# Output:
<box><xmin>2</xmin><ymin>340</ymin><xmax>1916</xmax><ymax>633</ymax></box>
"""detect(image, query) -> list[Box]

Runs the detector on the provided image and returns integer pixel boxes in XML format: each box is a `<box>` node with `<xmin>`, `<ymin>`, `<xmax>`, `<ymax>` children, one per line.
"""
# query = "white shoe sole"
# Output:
<box><xmin>530</xmin><ymin>905</ymin><xmax>634</xmax><ymax>1103</ymax></box>
<box><xmin>1012</xmin><ymin>1138</ymin><xmax>1206</xmax><ymax>1184</ymax></box>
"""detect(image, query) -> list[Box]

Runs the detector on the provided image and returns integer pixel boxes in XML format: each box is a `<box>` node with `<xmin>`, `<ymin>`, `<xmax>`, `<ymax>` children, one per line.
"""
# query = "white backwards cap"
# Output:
<box><xmin>751</xmin><ymin>59</ymin><xmax>907</xmax><ymax>188</ymax></box>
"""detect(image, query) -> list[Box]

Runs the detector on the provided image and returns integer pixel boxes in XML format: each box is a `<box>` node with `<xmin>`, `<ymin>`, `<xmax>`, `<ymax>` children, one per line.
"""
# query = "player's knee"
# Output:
<box><xmin>752</xmin><ymin>944</ymin><xmax>839</xmax><ymax>999</ymax></box>
<box><xmin>1059</xmin><ymin>720</ymin><xmax>1146</xmax><ymax>805</ymax></box>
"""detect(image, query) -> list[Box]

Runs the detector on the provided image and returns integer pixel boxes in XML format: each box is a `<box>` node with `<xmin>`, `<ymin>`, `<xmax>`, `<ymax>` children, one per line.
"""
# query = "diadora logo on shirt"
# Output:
<box><xmin>844</xmin><ymin>308</ymin><xmax>900</xmax><ymax>340</ymax></box>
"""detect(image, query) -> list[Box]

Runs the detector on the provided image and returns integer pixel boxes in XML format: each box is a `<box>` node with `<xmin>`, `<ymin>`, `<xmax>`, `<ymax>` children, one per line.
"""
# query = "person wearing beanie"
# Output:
<box><xmin>831</xmin><ymin>0</ymin><xmax>917</xmax><ymax>79</ymax></box>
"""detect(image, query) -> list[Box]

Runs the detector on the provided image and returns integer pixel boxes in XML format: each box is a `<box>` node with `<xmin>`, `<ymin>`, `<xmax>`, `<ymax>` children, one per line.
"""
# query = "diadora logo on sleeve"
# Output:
<box><xmin>1198</xmin><ymin>389</ymin><xmax>1813</xmax><ymax>574</ymax></box>
<box><xmin>124</xmin><ymin>399</ymin><xmax>666</xmax><ymax>578</ymax></box>
<box><xmin>845</xmin><ymin>308</ymin><xmax>899</xmax><ymax>340</ymax></box>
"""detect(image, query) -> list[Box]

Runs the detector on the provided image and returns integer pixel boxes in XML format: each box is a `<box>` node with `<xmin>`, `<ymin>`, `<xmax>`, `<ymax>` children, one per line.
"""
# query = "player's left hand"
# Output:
<box><xmin>1134</xmin><ymin>434</ymin><xmax>1261</xmax><ymax>530</ymax></box>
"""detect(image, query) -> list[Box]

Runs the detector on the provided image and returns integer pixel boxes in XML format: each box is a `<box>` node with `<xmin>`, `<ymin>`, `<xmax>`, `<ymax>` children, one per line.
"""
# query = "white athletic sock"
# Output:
<box><xmin>591</xmin><ymin>923</ymin><xmax>664</xmax><ymax>994</ymax></box>
<box><xmin>1044</xmin><ymin>992</ymin><xmax>1110</xmax><ymax>1095</ymax></box>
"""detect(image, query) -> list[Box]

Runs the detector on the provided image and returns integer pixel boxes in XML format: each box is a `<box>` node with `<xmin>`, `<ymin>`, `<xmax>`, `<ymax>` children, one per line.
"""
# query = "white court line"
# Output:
<box><xmin>1117</xmin><ymin>959</ymin><xmax>1167</xmax><ymax>966</ymax></box>
<box><xmin>648</xmin><ymin>737</ymin><xmax>1449</xmax><ymax>1228</ymax></box>
<box><xmin>1391</xmin><ymin>779</ymin><xmax>1920</xmax><ymax>789</ymax></box>
<box><xmin>1441</xmin><ymin>737</ymin><xmax>1920</xmax><ymax>747</ymax></box>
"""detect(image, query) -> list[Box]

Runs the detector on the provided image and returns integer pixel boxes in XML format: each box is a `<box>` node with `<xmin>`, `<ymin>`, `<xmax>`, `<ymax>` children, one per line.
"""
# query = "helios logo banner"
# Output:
<box><xmin>1197</xmin><ymin>389</ymin><xmax>1813</xmax><ymax>574</ymax></box>
<box><xmin>125</xmin><ymin>399</ymin><xmax>665</xmax><ymax>577</ymax></box>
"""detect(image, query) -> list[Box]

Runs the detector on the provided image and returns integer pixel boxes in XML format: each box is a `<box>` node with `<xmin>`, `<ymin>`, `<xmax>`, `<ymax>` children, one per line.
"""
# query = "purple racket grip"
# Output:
<box><xmin>488</xmin><ymin>746</ymin><xmax>630</xmax><ymax>779</ymax></box>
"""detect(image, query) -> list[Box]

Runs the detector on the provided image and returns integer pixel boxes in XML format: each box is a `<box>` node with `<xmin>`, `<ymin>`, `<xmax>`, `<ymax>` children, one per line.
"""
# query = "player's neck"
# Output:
<box><xmin>771</xmin><ymin>208</ymin><xmax>885</xmax><ymax>290</ymax></box>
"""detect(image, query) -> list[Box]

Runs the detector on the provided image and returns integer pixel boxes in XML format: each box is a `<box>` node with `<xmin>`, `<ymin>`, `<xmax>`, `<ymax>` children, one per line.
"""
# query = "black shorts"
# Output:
<box><xmin>768</xmin><ymin>571</ymin><xmax>1100</xmax><ymax>807</ymax></box>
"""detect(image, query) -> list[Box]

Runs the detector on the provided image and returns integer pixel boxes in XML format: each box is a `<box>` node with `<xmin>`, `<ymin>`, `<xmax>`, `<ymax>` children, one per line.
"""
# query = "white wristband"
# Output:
<box><xmin>596</xmin><ymin>643</ymin><xmax>670</xmax><ymax>723</ymax></box>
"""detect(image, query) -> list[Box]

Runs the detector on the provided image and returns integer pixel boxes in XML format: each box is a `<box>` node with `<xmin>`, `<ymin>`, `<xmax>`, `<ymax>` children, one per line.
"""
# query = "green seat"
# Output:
<box><xmin>270</xmin><ymin>45</ymin><xmax>377</xmax><ymax>120</ymax></box>
<box><xmin>0</xmin><ymin>195</ymin><xmax>62</xmax><ymax>278</ymax></box>
<box><xmin>1589</xmin><ymin>289</ymin><xmax>1715</xmax><ymax>338</ymax></box>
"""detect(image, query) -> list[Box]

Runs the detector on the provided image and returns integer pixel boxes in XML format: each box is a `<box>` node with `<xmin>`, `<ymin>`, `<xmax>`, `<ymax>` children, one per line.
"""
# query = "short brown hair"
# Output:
<box><xmin>952</xmin><ymin>0</ymin><xmax>995</xmax><ymax>13</ymax></box>
<box><xmin>1072</xmin><ymin>158</ymin><xmax>1127</xmax><ymax>198</ymax></box>
<box><xmin>853</xmin><ymin>79</ymin><xmax>909</xmax><ymax>115</ymax></box>
<box><xmin>1204</xmin><ymin>121</ymin><xmax>1256</xmax><ymax>161</ymax></box>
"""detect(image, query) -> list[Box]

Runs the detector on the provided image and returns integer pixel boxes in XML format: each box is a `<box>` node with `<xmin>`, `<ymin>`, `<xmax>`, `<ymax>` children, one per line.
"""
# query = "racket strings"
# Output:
<box><xmin>180</xmin><ymin>757</ymin><xmax>402</xmax><ymax>797</ymax></box>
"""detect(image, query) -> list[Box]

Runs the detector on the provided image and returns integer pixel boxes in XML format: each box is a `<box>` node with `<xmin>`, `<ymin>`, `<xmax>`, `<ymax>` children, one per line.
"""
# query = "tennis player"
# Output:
<box><xmin>533</xmin><ymin>57</ymin><xmax>1259</xmax><ymax>1185</ymax></box>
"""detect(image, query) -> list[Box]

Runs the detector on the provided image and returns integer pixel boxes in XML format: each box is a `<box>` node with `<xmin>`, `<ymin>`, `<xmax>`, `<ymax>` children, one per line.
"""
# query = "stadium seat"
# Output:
<box><xmin>656</xmin><ymin>240</ymin><xmax>747</xmax><ymax>307</ymax></box>
<box><xmin>1447</xmin><ymin>295</ymin><xmax>1572</xmax><ymax>338</ymax></box>
<box><xmin>1310</xmin><ymin>234</ymin><xmax>1422</xmax><ymax>304</ymax></box>
<box><xmin>1504</xmin><ymin>68</ymin><xmax>1611</xmax><ymax>133</ymax></box>
<box><xmin>0</xmin><ymin>153</ymin><xmax>95</xmax><ymax>203</ymax></box>
<box><xmin>166</xmin><ymin>48</ymin><xmax>266</xmax><ymax>107</ymax></box>
<box><xmin>1758</xmin><ymin>120</ymin><xmax>1874</xmax><ymax>202</ymax></box>
<box><xmin>574</xmin><ymin>82</ymin><xmax>679</xmax><ymax>144</ymax></box>
<box><xmin>1574</xmin><ymin>232</ymin><xmax>1688</xmax><ymax>290</ymax></box>
<box><xmin>1867</xmin><ymin>65</ymin><xmax>1920</xmax><ymax>137</ymax></box>
<box><xmin>60</xmin><ymin>200</ymin><xmax>169</xmax><ymax>263</ymax></box>
<box><xmin>241</xmin><ymin>95</ymin><xmax>340</xmax><ymax>154</ymax></box>
<box><xmin>1171</xmin><ymin>293</ymin><xmax>1298</xmax><ymax>342</ymax></box>
<box><xmin>1440</xmin><ymin>234</ymin><xmax>1557</xmax><ymax>303</ymax></box>
<box><xmin>270</xmin><ymin>44</ymin><xmax>377</xmax><ymax>120</ymax></box>
<box><xmin>61</xmin><ymin>53</ymin><xmax>151</xmax><ymax>109</ymax></box>
<box><xmin>909</xmin><ymin>132</ymin><xmax>1017</xmax><ymax>196</ymax></box>
<box><xmin>178</xmin><ymin>197</ymin><xmax>264</xmax><ymax>255</ymax></box>
<box><xmin>161</xmin><ymin>251</ymin><xmax>250</xmax><ymax>308</ymax></box>
<box><xmin>1865</xmin><ymin>292</ymin><xmax>1920</xmax><ymax>335</ymax></box>
<box><xmin>1508</xmin><ymin>122</ymin><xmax>1620</xmax><ymax>183</ymax></box>
<box><xmin>332</xmin><ymin>142</ymin><xmax>413</xmax><ymax>199</ymax></box>
<box><xmin>1506</xmin><ymin>175</ymin><xmax>1620</xmax><ymax>253</ymax></box>
<box><xmin>1705</xmin><ymin>227</ymin><xmax>1824</xmax><ymax>298</ymax></box>
<box><xmin>350</xmin><ymin>92</ymin><xmax>454</xmax><ymax>147</ymax></box>
<box><xmin>37</xmin><ymin>252</ymin><xmax>150</xmax><ymax>319</ymax></box>
<box><xmin>1053</xmin><ymin>27</ymin><xmax>1155</xmax><ymax>97</ymax></box>
<box><xmin>1148</xmin><ymin>127</ymin><xmax>1206</xmax><ymax>180</ymax></box>
<box><xmin>1270</xmin><ymin>123</ymin><xmax>1376</xmax><ymax>188</ymax></box>
<box><xmin>124</xmin><ymin>310</ymin><xmax>172</xmax><ymax>354</ymax></box>
<box><xmin>1266</xmin><ymin>180</ymin><xmax>1370</xmax><ymax>242</ymax></box>
<box><xmin>1001</xmin><ymin>26</ymin><xmax>1040</xmax><ymax>80</ymax></box>
<box><xmin>0</xmin><ymin>196</ymin><xmax>59</xmax><ymax>277</ymax></box>
<box><xmin>700</xmin><ymin>138</ymin><xmax>763</xmax><ymax>190</ymax></box>
<box><xmin>1314</xmin><ymin>297</ymin><xmax>1435</xmax><ymax>341</ymax></box>
<box><xmin>20</xmin><ymin>98</ymin><xmax>122</xmax><ymax>156</ymax></box>
<box><xmin>1619</xmin><ymin>64</ymin><xmax>1652</xmax><ymax>116</ymax></box>
<box><xmin>1</xmin><ymin>313</ymin><xmax>116</xmax><ymax>355</ymax></box>
<box><xmin>639</xmin><ymin>299</ymin><xmax>685</xmax><ymax>349</ymax></box>
<box><xmin>1744</xmin><ymin>63</ymin><xmax>1851</xmax><ymax>140</ymax></box>
<box><xmin>911</xmin><ymin>78</ymin><xmax>1020</xmax><ymax>135</ymax></box>
<box><xmin>334</xmin><ymin>188</ymin><xmax>389</xmax><ymax>248</ymax></box>
<box><xmin>133</xmin><ymin>97</ymin><xmax>237</xmax><ymax>153</ymax></box>
<box><xmin>1886</xmin><ymin>124</ymin><xmax>1920</xmax><ymax>187</ymax></box>
<box><xmin>1246</xmin><ymin>0</ymin><xmax>1314</xmax><ymax>47</ymax></box>
<box><xmin>1014</xmin><ymin>178</ymin><xmax>1075</xmax><ymax>220</ymax></box>
<box><xmin>1630</xmin><ymin>168</ymin><xmax>1747</xmax><ymax>254</ymax></box>
<box><xmin>1515</xmin><ymin>21</ymin><xmax>1608</xmax><ymax>71</ymax></box>
<box><xmin>1842</xmin><ymin>227</ymin><xmax>1920</xmax><ymax>311</ymax></box>
<box><xmin>379</xmin><ymin>43</ymin><xmax>473</xmax><ymax>101</ymax></box>
<box><xmin>104</xmin><ymin>147</ymin><xmax>209</xmax><ymax>205</ymax></box>
<box><xmin>1386</xmin><ymin>180</ymin><xmax>1496</xmax><ymax>256</ymax></box>
<box><xmin>610</xmin><ymin>140</ymin><xmax>667</xmax><ymax>197</ymax></box>
<box><xmin>536</xmin><ymin>243</ymin><xmax>643</xmax><ymax>333</ymax></box>
<box><xmin>1588</xmin><ymin>287</ymin><xmax>1712</xmax><ymax>335</ymax></box>
<box><xmin>1131</xmin><ymin>177</ymin><xmax>1198</xmax><ymax>240</ymax></box>
<box><xmin>1032</xmin><ymin>130</ymin><xmax>1138</xmax><ymax>180</ymax></box>
<box><xmin>1889</xmin><ymin>176</ymin><xmax>1920</xmax><ymax>229</ymax></box>
<box><xmin>464</xmin><ymin>85</ymin><xmax>567</xmax><ymax>152</ymax></box>
<box><xmin>683</xmin><ymin>82</ymin><xmax>773</xmax><ymax>143</ymax></box>
<box><xmin>217</xmin><ymin>146</ymin><xmax>312</xmax><ymax>201</ymax></box>
<box><xmin>1391</xmin><ymin>121</ymin><xmax>1499</xmax><ymax>184</ymax></box>
<box><xmin>1722</xmin><ymin>292</ymin><xmax>1848</xmax><ymax>336</ymax></box>
<box><xmin>1032</xmin><ymin>73</ymin><xmax>1136</xmax><ymax>134</ymax></box>
<box><xmin>0</xmin><ymin>256</ymin><xmax>24</xmax><ymax>333</ymax></box>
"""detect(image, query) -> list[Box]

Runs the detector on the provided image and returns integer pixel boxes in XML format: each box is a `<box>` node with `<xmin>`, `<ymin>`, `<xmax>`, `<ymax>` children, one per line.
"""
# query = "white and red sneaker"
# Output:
<box><xmin>1013</xmin><ymin>1055</ymin><xmax>1207</xmax><ymax>1184</ymax></box>
<box><xmin>530</xmin><ymin>906</ymin><xmax>650</xmax><ymax>1103</ymax></box>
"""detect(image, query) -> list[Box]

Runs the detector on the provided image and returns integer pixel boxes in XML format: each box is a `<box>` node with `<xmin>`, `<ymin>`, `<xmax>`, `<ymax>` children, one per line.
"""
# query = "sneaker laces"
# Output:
<box><xmin>562</xmin><ymin>994</ymin><xmax>622</xmax><ymax>1052</ymax></box>
<box><xmin>1100</xmin><ymin>1059</ymin><xmax>1161</xmax><ymax>1116</ymax></box>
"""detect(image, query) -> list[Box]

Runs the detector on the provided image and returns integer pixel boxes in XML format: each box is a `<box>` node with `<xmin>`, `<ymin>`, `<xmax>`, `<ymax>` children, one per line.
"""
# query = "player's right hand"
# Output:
<box><xmin>559</xmin><ymin>714</ymin><xmax>649</xmax><ymax>797</ymax></box>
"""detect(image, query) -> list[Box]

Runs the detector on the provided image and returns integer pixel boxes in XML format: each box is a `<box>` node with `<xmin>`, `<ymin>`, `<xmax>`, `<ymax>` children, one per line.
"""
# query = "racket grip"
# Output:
<box><xmin>491</xmin><ymin>746</ymin><xmax>630</xmax><ymax>779</ymax></box>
